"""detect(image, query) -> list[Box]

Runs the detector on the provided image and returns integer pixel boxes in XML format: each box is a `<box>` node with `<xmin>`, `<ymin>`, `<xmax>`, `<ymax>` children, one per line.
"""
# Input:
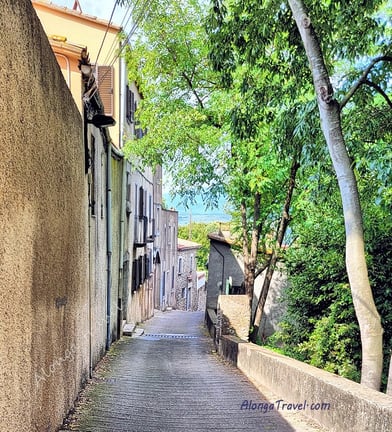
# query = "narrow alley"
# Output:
<box><xmin>62</xmin><ymin>311</ymin><xmax>325</xmax><ymax>432</ymax></box>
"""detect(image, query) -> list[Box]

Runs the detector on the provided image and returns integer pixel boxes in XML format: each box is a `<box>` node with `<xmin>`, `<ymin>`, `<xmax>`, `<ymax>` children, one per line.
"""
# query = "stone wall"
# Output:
<box><xmin>217</xmin><ymin>295</ymin><xmax>250</xmax><ymax>341</ymax></box>
<box><xmin>0</xmin><ymin>1</ymin><xmax>89</xmax><ymax>430</ymax></box>
<box><xmin>219</xmin><ymin>335</ymin><xmax>392</xmax><ymax>432</ymax></box>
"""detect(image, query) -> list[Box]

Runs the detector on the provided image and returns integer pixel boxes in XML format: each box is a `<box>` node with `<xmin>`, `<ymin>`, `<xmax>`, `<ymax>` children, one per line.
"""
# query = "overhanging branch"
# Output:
<box><xmin>340</xmin><ymin>55</ymin><xmax>392</xmax><ymax>110</ymax></box>
<box><xmin>364</xmin><ymin>79</ymin><xmax>392</xmax><ymax>109</ymax></box>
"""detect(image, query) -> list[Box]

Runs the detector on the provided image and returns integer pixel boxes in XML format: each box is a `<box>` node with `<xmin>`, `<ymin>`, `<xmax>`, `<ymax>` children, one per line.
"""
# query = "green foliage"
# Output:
<box><xmin>123</xmin><ymin>0</ymin><xmax>230</xmax><ymax>206</ymax></box>
<box><xmin>122</xmin><ymin>0</ymin><xmax>392</xmax><ymax>387</ymax></box>
<box><xmin>178</xmin><ymin>222</ymin><xmax>231</xmax><ymax>271</ymax></box>
<box><xmin>267</xmin><ymin>197</ymin><xmax>358</xmax><ymax>381</ymax></box>
<box><xmin>206</xmin><ymin>0</ymin><xmax>391</xmax><ymax>387</ymax></box>
<box><xmin>267</xmin><ymin>131</ymin><xmax>392</xmax><ymax>388</ymax></box>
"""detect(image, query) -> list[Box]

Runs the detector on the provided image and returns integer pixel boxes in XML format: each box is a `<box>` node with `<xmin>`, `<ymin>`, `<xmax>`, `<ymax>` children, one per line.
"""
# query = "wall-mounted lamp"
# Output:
<box><xmin>87</xmin><ymin>114</ymin><xmax>116</xmax><ymax>128</ymax></box>
<box><xmin>80</xmin><ymin>64</ymin><xmax>93</xmax><ymax>77</ymax></box>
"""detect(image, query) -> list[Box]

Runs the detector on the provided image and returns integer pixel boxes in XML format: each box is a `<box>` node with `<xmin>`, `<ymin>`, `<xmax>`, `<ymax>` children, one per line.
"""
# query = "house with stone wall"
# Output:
<box><xmin>0</xmin><ymin>2</ymin><xmax>171</xmax><ymax>431</ymax></box>
<box><xmin>176</xmin><ymin>239</ymin><xmax>202</xmax><ymax>311</ymax></box>
<box><xmin>154</xmin><ymin>208</ymin><xmax>179</xmax><ymax>310</ymax></box>
<box><xmin>196</xmin><ymin>271</ymin><xmax>207</xmax><ymax>311</ymax></box>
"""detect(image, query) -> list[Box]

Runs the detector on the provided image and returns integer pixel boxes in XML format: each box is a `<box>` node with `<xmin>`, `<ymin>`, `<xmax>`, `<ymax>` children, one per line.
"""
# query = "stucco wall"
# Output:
<box><xmin>154</xmin><ymin>209</ymin><xmax>178</xmax><ymax>311</ymax></box>
<box><xmin>0</xmin><ymin>1</ymin><xmax>89</xmax><ymax>431</ymax></box>
<box><xmin>110</xmin><ymin>153</ymin><xmax>124</xmax><ymax>341</ymax></box>
<box><xmin>253</xmin><ymin>264</ymin><xmax>288</xmax><ymax>339</ymax></box>
<box><xmin>88</xmin><ymin>127</ymin><xmax>108</xmax><ymax>368</ymax></box>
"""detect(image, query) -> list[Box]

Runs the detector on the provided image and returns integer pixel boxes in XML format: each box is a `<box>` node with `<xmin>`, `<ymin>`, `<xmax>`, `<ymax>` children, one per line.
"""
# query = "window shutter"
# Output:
<box><xmin>96</xmin><ymin>65</ymin><xmax>114</xmax><ymax>116</ymax></box>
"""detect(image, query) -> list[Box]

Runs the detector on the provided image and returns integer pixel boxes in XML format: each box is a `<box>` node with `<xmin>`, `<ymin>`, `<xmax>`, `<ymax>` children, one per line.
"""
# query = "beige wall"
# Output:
<box><xmin>0</xmin><ymin>1</ymin><xmax>89</xmax><ymax>431</ymax></box>
<box><xmin>127</xmin><ymin>166</ymin><xmax>155</xmax><ymax>323</ymax></box>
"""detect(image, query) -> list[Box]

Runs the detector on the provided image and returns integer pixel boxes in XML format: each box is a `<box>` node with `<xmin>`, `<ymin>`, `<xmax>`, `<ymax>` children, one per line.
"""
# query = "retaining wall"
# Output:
<box><xmin>220</xmin><ymin>335</ymin><xmax>392</xmax><ymax>432</ymax></box>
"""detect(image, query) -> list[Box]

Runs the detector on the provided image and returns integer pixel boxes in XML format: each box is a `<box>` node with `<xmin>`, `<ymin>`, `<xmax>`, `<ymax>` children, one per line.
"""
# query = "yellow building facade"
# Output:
<box><xmin>32</xmin><ymin>0</ymin><xmax>123</xmax><ymax>148</ymax></box>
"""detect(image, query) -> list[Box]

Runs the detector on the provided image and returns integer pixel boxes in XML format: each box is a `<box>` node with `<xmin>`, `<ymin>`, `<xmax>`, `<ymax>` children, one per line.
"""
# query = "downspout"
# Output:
<box><xmin>119</xmin><ymin>55</ymin><xmax>127</xmax><ymax>326</ymax></box>
<box><xmin>106</xmin><ymin>136</ymin><xmax>112</xmax><ymax>351</ymax></box>
<box><xmin>119</xmin><ymin>56</ymin><xmax>125</xmax><ymax>149</ymax></box>
<box><xmin>119</xmin><ymin>159</ymin><xmax>126</xmax><ymax>317</ymax></box>
<box><xmin>84</xmin><ymin>106</ymin><xmax>93</xmax><ymax>378</ymax></box>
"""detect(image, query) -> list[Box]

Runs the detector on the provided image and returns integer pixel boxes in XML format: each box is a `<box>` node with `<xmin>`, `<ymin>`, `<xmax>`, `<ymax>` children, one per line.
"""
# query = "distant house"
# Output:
<box><xmin>206</xmin><ymin>230</ymin><xmax>287</xmax><ymax>339</ymax></box>
<box><xmin>176</xmin><ymin>239</ymin><xmax>202</xmax><ymax>311</ymax></box>
<box><xmin>154</xmin><ymin>207</ymin><xmax>179</xmax><ymax>310</ymax></box>
<box><xmin>196</xmin><ymin>271</ymin><xmax>207</xmax><ymax>312</ymax></box>
<box><xmin>206</xmin><ymin>231</ymin><xmax>245</xmax><ymax>311</ymax></box>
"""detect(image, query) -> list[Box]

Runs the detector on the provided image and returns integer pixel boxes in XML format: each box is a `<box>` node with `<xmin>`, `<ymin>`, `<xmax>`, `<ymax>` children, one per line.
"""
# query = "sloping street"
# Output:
<box><xmin>62</xmin><ymin>310</ymin><xmax>325</xmax><ymax>432</ymax></box>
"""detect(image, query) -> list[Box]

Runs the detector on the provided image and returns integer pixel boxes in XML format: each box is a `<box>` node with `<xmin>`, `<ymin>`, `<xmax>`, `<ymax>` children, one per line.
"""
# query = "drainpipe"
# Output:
<box><xmin>84</xmin><ymin>106</ymin><xmax>93</xmax><ymax>378</ymax></box>
<box><xmin>119</xmin><ymin>158</ymin><xmax>126</xmax><ymax>319</ymax></box>
<box><xmin>106</xmin><ymin>137</ymin><xmax>112</xmax><ymax>351</ymax></box>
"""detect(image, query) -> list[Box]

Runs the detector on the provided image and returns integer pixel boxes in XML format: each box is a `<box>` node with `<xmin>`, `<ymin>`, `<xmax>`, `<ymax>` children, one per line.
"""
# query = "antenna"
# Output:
<box><xmin>73</xmin><ymin>0</ymin><xmax>82</xmax><ymax>13</ymax></box>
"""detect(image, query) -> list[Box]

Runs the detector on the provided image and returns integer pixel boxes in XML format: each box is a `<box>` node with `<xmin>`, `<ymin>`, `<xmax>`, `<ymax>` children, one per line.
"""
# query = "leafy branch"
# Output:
<box><xmin>340</xmin><ymin>55</ymin><xmax>392</xmax><ymax>110</ymax></box>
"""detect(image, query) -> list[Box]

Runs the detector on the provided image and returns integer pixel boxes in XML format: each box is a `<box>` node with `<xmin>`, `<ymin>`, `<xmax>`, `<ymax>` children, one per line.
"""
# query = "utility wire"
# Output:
<box><xmin>102</xmin><ymin>2</ymin><xmax>134</xmax><ymax>66</ymax></box>
<box><xmin>94</xmin><ymin>0</ymin><xmax>118</xmax><ymax>67</ymax></box>
<box><xmin>96</xmin><ymin>0</ymin><xmax>151</xmax><ymax>88</ymax></box>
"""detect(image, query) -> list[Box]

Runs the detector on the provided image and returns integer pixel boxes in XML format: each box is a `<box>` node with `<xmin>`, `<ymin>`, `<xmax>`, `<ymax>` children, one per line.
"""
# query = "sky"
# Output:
<box><xmin>51</xmin><ymin>0</ymin><xmax>128</xmax><ymax>27</ymax></box>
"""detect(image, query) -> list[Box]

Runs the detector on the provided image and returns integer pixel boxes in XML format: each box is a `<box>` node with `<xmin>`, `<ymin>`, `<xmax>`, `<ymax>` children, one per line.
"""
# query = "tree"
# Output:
<box><xmin>287</xmin><ymin>0</ymin><xmax>386</xmax><ymax>391</ymax></box>
<box><xmin>269</xmin><ymin>128</ymin><xmax>392</xmax><ymax>389</ymax></box>
<box><xmin>122</xmin><ymin>0</ymin><xmax>229</xmax><ymax>206</ymax></box>
<box><xmin>208</xmin><ymin>0</ymin><xmax>391</xmax><ymax>389</ymax></box>
<box><xmin>122</xmin><ymin>0</ymin><xmax>302</xmax><ymax>326</ymax></box>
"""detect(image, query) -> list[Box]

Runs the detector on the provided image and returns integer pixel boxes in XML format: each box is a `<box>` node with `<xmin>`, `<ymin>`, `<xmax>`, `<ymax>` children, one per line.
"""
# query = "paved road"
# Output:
<box><xmin>64</xmin><ymin>310</ymin><xmax>326</xmax><ymax>432</ymax></box>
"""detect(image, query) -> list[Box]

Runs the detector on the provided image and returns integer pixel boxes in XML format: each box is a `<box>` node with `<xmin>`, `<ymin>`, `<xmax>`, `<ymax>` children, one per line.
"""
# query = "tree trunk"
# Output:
<box><xmin>387</xmin><ymin>352</ymin><xmax>392</xmax><ymax>395</ymax></box>
<box><xmin>241</xmin><ymin>194</ymin><xmax>261</xmax><ymax>318</ymax></box>
<box><xmin>250</xmin><ymin>155</ymin><xmax>300</xmax><ymax>343</ymax></box>
<box><xmin>288</xmin><ymin>0</ymin><xmax>383</xmax><ymax>390</ymax></box>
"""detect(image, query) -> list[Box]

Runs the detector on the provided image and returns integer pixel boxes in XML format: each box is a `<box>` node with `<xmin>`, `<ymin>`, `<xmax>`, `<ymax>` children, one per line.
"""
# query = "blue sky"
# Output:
<box><xmin>51</xmin><ymin>0</ymin><xmax>127</xmax><ymax>27</ymax></box>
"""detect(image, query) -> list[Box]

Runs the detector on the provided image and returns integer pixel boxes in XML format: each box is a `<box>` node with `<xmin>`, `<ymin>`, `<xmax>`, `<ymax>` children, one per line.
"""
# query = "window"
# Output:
<box><xmin>134</xmin><ymin>184</ymin><xmax>138</xmax><ymax>216</ymax></box>
<box><xmin>148</xmin><ymin>194</ymin><xmax>152</xmax><ymax>221</ymax></box>
<box><xmin>132</xmin><ymin>259</ymin><xmax>138</xmax><ymax>291</ymax></box>
<box><xmin>139</xmin><ymin>186</ymin><xmax>144</xmax><ymax>217</ymax></box>
<box><xmin>126</xmin><ymin>170</ymin><xmax>132</xmax><ymax>216</ymax></box>
<box><xmin>178</xmin><ymin>257</ymin><xmax>183</xmax><ymax>275</ymax></box>
<box><xmin>126</xmin><ymin>85</ymin><xmax>135</xmax><ymax>123</ymax></box>
<box><xmin>144</xmin><ymin>253</ymin><xmax>149</xmax><ymax>280</ymax></box>
<box><xmin>135</xmin><ymin>126</ymin><xmax>144</xmax><ymax>139</ymax></box>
